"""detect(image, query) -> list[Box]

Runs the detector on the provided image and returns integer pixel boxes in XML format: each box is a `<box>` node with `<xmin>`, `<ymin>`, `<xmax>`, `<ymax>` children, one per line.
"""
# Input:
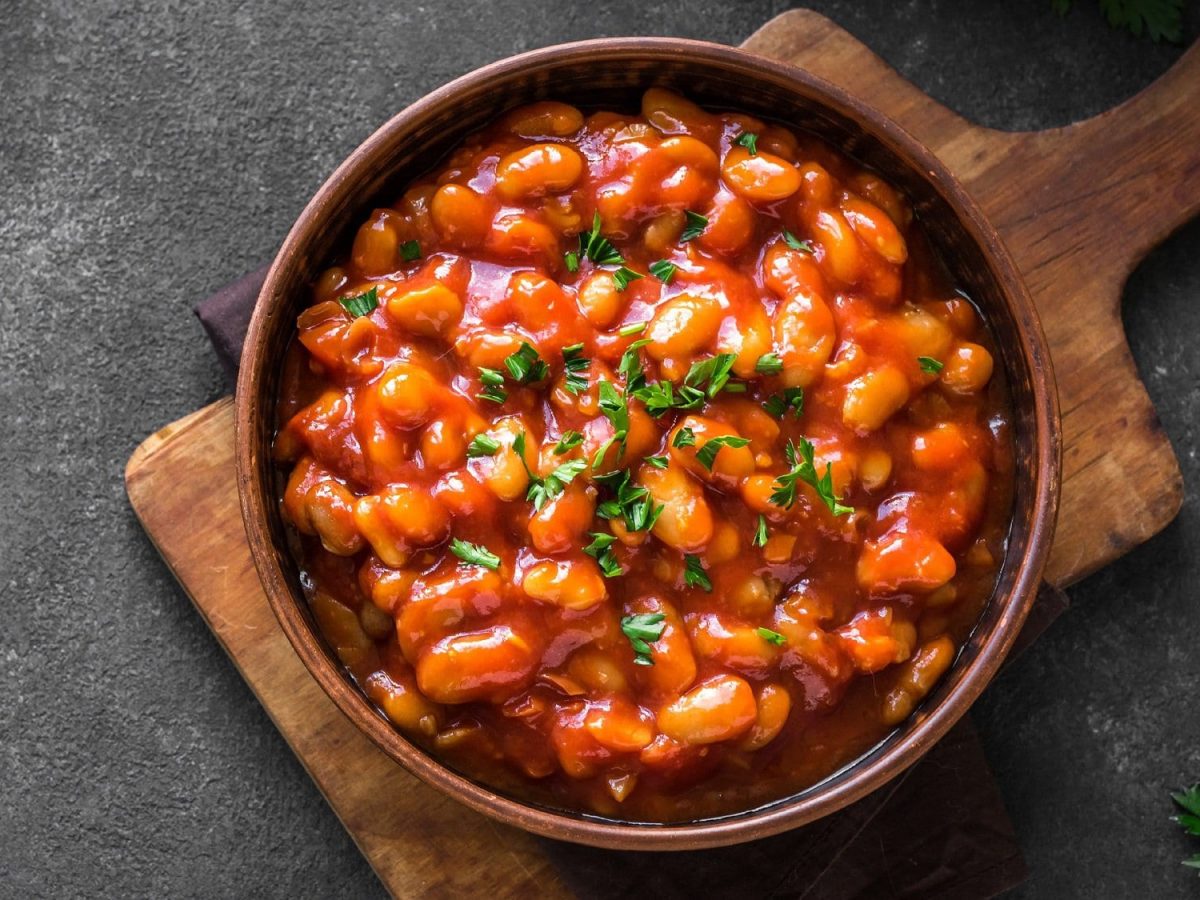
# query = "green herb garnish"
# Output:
<box><xmin>597</xmin><ymin>380</ymin><xmax>630</xmax><ymax>458</ymax></box>
<box><xmin>504</xmin><ymin>341</ymin><xmax>550</xmax><ymax>384</ymax></box>
<box><xmin>594</xmin><ymin>468</ymin><xmax>663</xmax><ymax>533</ymax></box>
<box><xmin>644</xmin><ymin>455</ymin><xmax>669</xmax><ymax>469</ymax></box>
<box><xmin>554</xmin><ymin>431</ymin><xmax>583</xmax><ymax>455</ymax></box>
<box><xmin>755</xmin><ymin>353</ymin><xmax>784</xmax><ymax>375</ymax></box>
<box><xmin>1052</xmin><ymin>0</ymin><xmax>1182</xmax><ymax>43</ymax></box>
<box><xmin>672</xmin><ymin>426</ymin><xmax>696</xmax><ymax>449</ymax></box>
<box><xmin>735</xmin><ymin>132</ymin><xmax>758</xmax><ymax>155</ymax></box>
<box><xmin>617</xmin><ymin>321</ymin><xmax>648</xmax><ymax>337</ymax></box>
<box><xmin>450</xmin><ymin>538</ymin><xmax>500</xmax><ymax>571</ymax></box>
<box><xmin>783</xmin><ymin>231</ymin><xmax>813</xmax><ymax>253</ymax></box>
<box><xmin>753</xmin><ymin>514</ymin><xmax>769</xmax><ymax>548</ymax></box>
<box><xmin>770</xmin><ymin>437</ymin><xmax>853</xmax><ymax>516</ymax></box>
<box><xmin>584</xmin><ymin>532</ymin><xmax>623</xmax><ymax>578</ymax></box>
<box><xmin>580</xmin><ymin>212</ymin><xmax>624</xmax><ymax>266</ymax></box>
<box><xmin>514</xmin><ymin>431</ymin><xmax>586</xmax><ymax>511</ymax></box>
<box><xmin>683</xmin><ymin>554</ymin><xmax>712</xmax><ymax>591</ymax></box>
<box><xmin>466</xmin><ymin>434</ymin><xmax>501</xmax><ymax>458</ymax></box>
<box><xmin>918</xmin><ymin>356</ymin><xmax>944</xmax><ymax>375</ymax></box>
<box><xmin>680</xmin><ymin>210</ymin><xmax>708</xmax><ymax>243</ymax></box>
<box><xmin>400</xmin><ymin>240</ymin><xmax>422</xmax><ymax>262</ymax></box>
<box><xmin>613</xmin><ymin>267</ymin><xmax>643</xmax><ymax>292</ymax></box>
<box><xmin>562</xmin><ymin>343</ymin><xmax>590</xmax><ymax>395</ymax></box>
<box><xmin>694</xmin><ymin>435</ymin><xmax>751</xmax><ymax>471</ymax></box>
<box><xmin>684</xmin><ymin>353</ymin><xmax>738</xmax><ymax>399</ymax></box>
<box><xmin>564</xmin><ymin>249</ymin><xmax>580</xmax><ymax>273</ymax></box>
<box><xmin>621</xmin><ymin>613</ymin><xmax>666</xmax><ymax>666</ymax></box>
<box><xmin>1172</xmin><ymin>784</ymin><xmax>1200</xmax><ymax>873</ymax></box>
<box><xmin>649</xmin><ymin>260</ymin><xmax>678</xmax><ymax>284</ymax></box>
<box><xmin>757</xmin><ymin>627</ymin><xmax>787</xmax><ymax>646</ymax></box>
<box><xmin>762</xmin><ymin>387</ymin><xmax>805</xmax><ymax>419</ymax></box>
<box><xmin>338</xmin><ymin>287</ymin><xmax>378</xmax><ymax>318</ymax></box>
<box><xmin>477</xmin><ymin>367</ymin><xmax>507</xmax><ymax>404</ymax></box>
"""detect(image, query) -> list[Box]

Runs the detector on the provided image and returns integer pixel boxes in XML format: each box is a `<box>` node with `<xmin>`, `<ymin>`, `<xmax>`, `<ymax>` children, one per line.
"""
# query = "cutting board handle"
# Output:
<box><xmin>978</xmin><ymin>40</ymin><xmax>1200</xmax><ymax>289</ymax></box>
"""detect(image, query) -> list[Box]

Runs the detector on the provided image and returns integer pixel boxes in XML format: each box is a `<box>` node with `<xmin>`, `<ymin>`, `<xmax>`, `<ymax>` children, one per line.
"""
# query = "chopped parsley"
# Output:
<box><xmin>918</xmin><ymin>356</ymin><xmax>944</xmax><ymax>375</ymax></box>
<box><xmin>466</xmin><ymin>434</ymin><xmax>501</xmax><ymax>458</ymax></box>
<box><xmin>553</xmin><ymin>431</ymin><xmax>583</xmax><ymax>455</ymax></box>
<box><xmin>1172</xmin><ymin>783</ymin><xmax>1200</xmax><ymax>872</ymax></box>
<box><xmin>562</xmin><ymin>343</ymin><xmax>590</xmax><ymax>395</ymax></box>
<box><xmin>620</xmin><ymin>613</ymin><xmax>666</xmax><ymax>666</ymax></box>
<box><xmin>514</xmin><ymin>431</ymin><xmax>586</xmax><ymax>511</ymax></box>
<box><xmin>649</xmin><ymin>260</ymin><xmax>678</xmax><ymax>284</ymax></box>
<box><xmin>338</xmin><ymin>287</ymin><xmax>378</xmax><ymax>318</ymax></box>
<box><xmin>477</xmin><ymin>367</ymin><xmax>507</xmax><ymax>404</ymax></box>
<box><xmin>400</xmin><ymin>240</ymin><xmax>422</xmax><ymax>262</ymax></box>
<box><xmin>617</xmin><ymin>321</ymin><xmax>648</xmax><ymax>337</ymax></box>
<box><xmin>757</xmin><ymin>627</ymin><xmax>787</xmax><ymax>646</ymax></box>
<box><xmin>735</xmin><ymin>132</ymin><xmax>758</xmax><ymax>155</ymax></box>
<box><xmin>753</xmin><ymin>514</ymin><xmax>769</xmax><ymax>548</ymax></box>
<box><xmin>580</xmin><ymin>212</ymin><xmax>624</xmax><ymax>266</ymax></box>
<box><xmin>680</xmin><ymin>210</ymin><xmax>708</xmax><ymax>243</ymax></box>
<box><xmin>617</xmin><ymin>338</ymin><xmax>651</xmax><ymax>391</ymax></box>
<box><xmin>596</xmin><ymin>380</ymin><xmax>630</xmax><ymax>460</ymax></box>
<box><xmin>769</xmin><ymin>437</ymin><xmax>854</xmax><ymax>517</ymax></box>
<box><xmin>672</xmin><ymin>426</ymin><xmax>696</xmax><ymax>449</ymax></box>
<box><xmin>783</xmin><ymin>231</ymin><xmax>814</xmax><ymax>253</ymax></box>
<box><xmin>584</xmin><ymin>532</ymin><xmax>623</xmax><ymax>578</ymax></box>
<box><xmin>762</xmin><ymin>387</ymin><xmax>805</xmax><ymax>419</ymax></box>
<box><xmin>504</xmin><ymin>341</ymin><xmax>550</xmax><ymax>384</ymax></box>
<box><xmin>564</xmin><ymin>249</ymin><xmax>580</xmax><ymax>273</ymax></box>
<box><xmin>450</xmin><ymin>538</ymin><xmax>500</xmax><ymax>571</ymax></box>
<box><xmin>643</xmin><ymin>455</ymin><xmax>669</xmax><ymax>469</ymax></box>
<box><xmin>594</xmin><ymin>468</ymin><xmax>663</xmax><ymax>533</ymax></box>
<box><xmin>683</xmin><ymin>554</ymin><xmax>712</xmax><ymax>591</ymax></box>
<box><xmin>755</xmin><ymin>353</ymin><xmax>784</xmax><ymax>375</ymax></box>
<box><xmin>694</xmin><ymin>435</ymin><xmax>751</xmax><ymax>471</ymax></box>
<box><xmin>684</xmin><ymin>353</ymin><xmax>738</xmax><ymax>399</ymax></box>
<box><xmin>613</xmin><ymin>267</ymin><xmax>643</xmax><ymax>292</ymax></box>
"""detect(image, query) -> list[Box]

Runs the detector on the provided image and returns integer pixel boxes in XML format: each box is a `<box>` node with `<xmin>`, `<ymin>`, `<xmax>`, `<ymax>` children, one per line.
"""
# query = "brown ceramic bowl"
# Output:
<box><xmin>236</xmin><ymin>37</ymin><xmax>1060</xmax><ymax>850</ymax></box>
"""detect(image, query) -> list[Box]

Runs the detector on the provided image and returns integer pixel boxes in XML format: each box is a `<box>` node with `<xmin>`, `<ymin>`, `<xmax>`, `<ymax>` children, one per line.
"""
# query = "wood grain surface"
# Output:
<box><xmin>126</xmin><ymin>10</ymin><xmax>1197</xmax><ymax>895</ymax></box>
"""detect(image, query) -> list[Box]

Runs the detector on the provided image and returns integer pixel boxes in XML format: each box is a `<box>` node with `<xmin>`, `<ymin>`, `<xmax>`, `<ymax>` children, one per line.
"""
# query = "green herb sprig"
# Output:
<box><xmin>621</xmin><ymin>613</ymin><xmax>667</xmax><ymax>666</ymax></box>
<box><xmin>770</xmin><ymin>437</ymin><xmax>854</xmax><ymax>517</ymax></box>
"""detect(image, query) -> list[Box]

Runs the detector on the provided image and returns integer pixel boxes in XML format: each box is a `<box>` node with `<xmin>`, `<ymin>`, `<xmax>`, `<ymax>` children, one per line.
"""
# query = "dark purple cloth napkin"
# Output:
<box><xmin>197</xmin><ymin>273</ymin><xmax>1068</xmax><ymax>898</ymax></box>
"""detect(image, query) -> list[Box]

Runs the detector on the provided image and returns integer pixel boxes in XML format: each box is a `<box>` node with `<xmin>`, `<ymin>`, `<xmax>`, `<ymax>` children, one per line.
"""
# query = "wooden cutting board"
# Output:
<box><xmin>126</xmin><ymin>10</ymin><xmax>1199</xmax><ymax>897</ymax></box>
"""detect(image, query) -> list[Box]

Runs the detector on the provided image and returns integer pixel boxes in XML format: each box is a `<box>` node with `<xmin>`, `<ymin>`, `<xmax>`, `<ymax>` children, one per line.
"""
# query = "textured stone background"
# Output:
<box><xmin>2</xmin><ymin>1</ymin><xmax>1198</xmax><ymax>897</ymax></box>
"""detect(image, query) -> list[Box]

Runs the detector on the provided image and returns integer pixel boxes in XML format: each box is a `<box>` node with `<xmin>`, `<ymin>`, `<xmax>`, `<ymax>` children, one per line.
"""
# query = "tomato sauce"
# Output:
<box><xmin>273</xmin><ymin>90</ymin><xmax>1014</xmax><ymax>821</ymax></box>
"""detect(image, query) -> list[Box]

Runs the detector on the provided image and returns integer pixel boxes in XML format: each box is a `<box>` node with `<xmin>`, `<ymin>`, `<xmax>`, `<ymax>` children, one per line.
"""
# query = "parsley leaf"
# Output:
<box><xmin>561</xmin><ymin>343</ymin><xmax>590</xmax><ymax>395</ymax></box>
<box><xmin>649</xmin><ymin>260</ymin><xmax>677</xmax><ymax>284</ymax></box>
<box><xmin>466</xmin><ymin>434</ymin><xmax>501</xmax><ymax>458</ymax></box>
<box><xmin>621</xmin><ymin>612</ymin><xmax>666</xmax><ymax>666</ymax></box>
<box><xmin>617</xmin><ymin>338</ymin><xmax>651</xmax><ymax>391</ymax></box>
<box><xmin>527</xmin><ymin>457</ymin><xmax>587</xmax><ymax>511</ymax></box>
<box><xmin>918</xmin><ymin>356</ymin><xmax>944</xmax><ymax>375</ymax></box>
<box><xmin>683</xmin><ymin>554</ymin><xmax>712</xmax><ymax>591</ymax></box>
<box><xmin>757</xmin><ymin>626</ymin><xmax>786</xmax><ymax>646</ymax></box>
<box><xmin>735</xmin><ymin>132</ymin><xmax>758</xmax><ymax>155</ymax></box>
<box><xmin>770</xmin><ymin>438</ymin><xmax>854</xmax><ymax>516</ymax></box>
<box><xmin>613</xmin><ymin>267</ymin><xmax>643</xmax><ymax>292</ymax></box>
<box><xmin>644</xmin><ymin>454</ymin><xmax>669</xmax><ymax>469</ymax></box>
<box><xmin>753</xmin><ymin>514</ymin><xmax>769</xmax><ymax>548</ymax></box>
<box><xmin>450</xmin><ymin>538</ymin><xmax>500</xmax><ymax>571</ymax></box>
<box><xmin>684</xmin><ymin>353</ymin><xmax>738</xmax><ymax>399</ymax></box>
<box><xmin>504</xmin><ymin>341</ymin><xmax>550</xmax><ymax>384</ymax></box>
<box><xmin>594</xmin><ymin>468</ymin><xmax>662</xmax><ymax>533</ymax></box>
<box><xmin>564</xmin><ymin>249</ymin><xmax>580</xmax><ymax>273</ymax></box>
<box><xmin>630</xmin><ymin>380</ymin><xmax>677</xmax><ymax>417</ymax></box>
<box><xmin>597</xmin><ymin>380</ymin><xmax>630</xmax><ymax>454</ymax></box>
<box><xmin>338</xmin><ymin>287</ymin><xmax>378</xmax><ymax>318</ymax></box>
<box><xmin>762</xmin><ymin>386</ymin><xmax>805</xmax><ymax>419</ymax></box>
<box><xmin>581</xmin><ymin>212</ymin><xmax>624</xmax><ymax>266</ymax></box>
<box><xmin>755</xmin><ymin>353</ymin><xmax>784</xmax><ymax>375</ymax></box>
<box><xmin>1173</xmin><ymin>784</ymin><xmax>1200</xmax><ymax>837</ymax></box>
<box><xmin>617</xmin><ymin>321</ymin><xmax>648</xmax><ymax>337</ymax></box>
<box><xmin>584</xmin><ymin>532</ymin><xmax>623</xmax><ymax>578</ymax></box>
<box><xmin>694</xmin><ymin>435</ymin><xmax>751</xmax><ymax>471</ymax></box>
<box><xmin>400</xmin><ymin>240</ymin><xmax>422</xmax><ymax>262</ymax></box>
<box><xmin>783</xmin><ymin>230</ymin><xmax>814</xmax><ymax>253</ymax></box>
<box><xmin>1054</xmin><ymin>0</ymin><xmax>1183</xmax><ymax>42</ymax></box>
<box><xmin>680</xmin><ymin>210</ymin><xmax>708</xmax><ymax>243</ymax></box>
<box><xmin>554</xmin><ymin>431</ymin><xmax>583</xmax><ymax>455</ymax></box>
<box><xmin>672</xmin><ymin>426</ymin><xmax>696</xmax><ymax>449</ymax></box>
<box><xmin>477</xmin><ymin>367</ymin><xmax>507</xmax><ymax>404</ymax></box>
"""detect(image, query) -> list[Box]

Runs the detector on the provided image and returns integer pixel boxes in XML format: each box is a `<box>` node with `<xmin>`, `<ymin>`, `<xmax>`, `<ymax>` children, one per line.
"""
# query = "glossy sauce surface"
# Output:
<box><xmin>273</xmin><ymin>91</ymin><xmax>1014</xmax><ymax>821</ymax></box>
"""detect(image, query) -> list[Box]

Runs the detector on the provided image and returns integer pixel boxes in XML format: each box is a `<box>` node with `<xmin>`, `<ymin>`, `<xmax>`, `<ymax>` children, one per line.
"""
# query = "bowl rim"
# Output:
<box><xmin>235</xmin><ymin>36</ymin><xmax>1061</xmax><ymax>850</ymax></box>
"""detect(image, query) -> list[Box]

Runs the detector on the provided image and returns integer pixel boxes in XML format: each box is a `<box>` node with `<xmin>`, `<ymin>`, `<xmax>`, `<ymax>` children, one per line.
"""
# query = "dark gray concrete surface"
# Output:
<box><xmin>2</xmin><ymin>1</ymin><xmax>1197</xmax><ymax>897</ymax></box>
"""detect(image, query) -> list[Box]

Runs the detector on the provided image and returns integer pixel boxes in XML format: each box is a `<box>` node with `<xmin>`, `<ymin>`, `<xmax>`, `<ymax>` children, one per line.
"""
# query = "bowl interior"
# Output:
<box><xmin>238</xmin><ymin>38</ymin><xmax>1058</xmax><ymax>849</ymax></box>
